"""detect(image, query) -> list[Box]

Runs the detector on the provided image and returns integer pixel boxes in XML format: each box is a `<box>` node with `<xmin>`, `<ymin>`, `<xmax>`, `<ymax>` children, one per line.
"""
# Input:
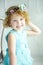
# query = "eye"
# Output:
<box><xmin>13</xmin><ymin>20</ymin><xmax>17</xmax><ymax>22</ymax></box>
<box><xmin>20</xmin><ymin>18</ymin><xmax>23</xmax><ymax>21</ymax></box>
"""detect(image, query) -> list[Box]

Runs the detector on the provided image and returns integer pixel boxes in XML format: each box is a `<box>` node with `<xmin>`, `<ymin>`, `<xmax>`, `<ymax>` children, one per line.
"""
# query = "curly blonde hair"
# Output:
<box><xmin>3</xmin><ymin>6</ymin><xmax>30</xmax><ymax>28</ymax></box>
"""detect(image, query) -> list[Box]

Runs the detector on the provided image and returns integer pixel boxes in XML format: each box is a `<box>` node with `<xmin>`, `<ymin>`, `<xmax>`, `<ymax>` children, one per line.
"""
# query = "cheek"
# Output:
<box><xmin>10</xmin><ymin>21</ymin><xmax>15</xmax><ymax>27</ymax></box>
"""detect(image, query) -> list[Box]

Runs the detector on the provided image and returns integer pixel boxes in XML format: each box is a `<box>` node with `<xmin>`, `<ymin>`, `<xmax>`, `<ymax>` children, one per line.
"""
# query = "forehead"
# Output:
<box><xmin>11</xmin><ymin>13</ymin><xmax>24</xmax><ymax>19</ymax></box>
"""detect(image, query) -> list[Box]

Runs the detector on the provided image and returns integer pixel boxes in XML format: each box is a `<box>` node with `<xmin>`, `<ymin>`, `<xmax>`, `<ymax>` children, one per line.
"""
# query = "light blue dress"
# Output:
<box><xmin>2</xmin><ymin>29</ymin><xmax>33</xmax><ymax>65</ymax></box>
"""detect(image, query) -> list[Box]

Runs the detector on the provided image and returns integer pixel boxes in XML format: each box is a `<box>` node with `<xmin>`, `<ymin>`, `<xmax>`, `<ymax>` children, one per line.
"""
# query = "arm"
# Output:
<box><xmin>26</xmin><ymin>22</ymin><xmax>41</xmax><ymax>35</ymax></box>
<box><xmin>8</xmin><ymin>33</ymin><xmax>17</xmax><ymax>65</ymax></box>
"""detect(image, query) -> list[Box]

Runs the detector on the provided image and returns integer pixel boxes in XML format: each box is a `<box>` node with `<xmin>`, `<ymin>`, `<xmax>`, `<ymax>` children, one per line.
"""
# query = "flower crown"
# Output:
<box><xmin>18</xmin><ymin>4</ymin><xmax>26</xmax><ymax>11</ymax></box>
<box><xmin>6</xmin><ymin>4</ymin><xmax>27</xmax><ymax>15</ymax></box>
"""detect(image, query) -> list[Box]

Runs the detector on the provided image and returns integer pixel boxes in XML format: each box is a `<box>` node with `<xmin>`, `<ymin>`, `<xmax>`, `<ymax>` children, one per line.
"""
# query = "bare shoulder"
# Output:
<box><xmin>8</xmin><ymin>33</ymin><xmax>16</xmax><ymax>40</ymax></box>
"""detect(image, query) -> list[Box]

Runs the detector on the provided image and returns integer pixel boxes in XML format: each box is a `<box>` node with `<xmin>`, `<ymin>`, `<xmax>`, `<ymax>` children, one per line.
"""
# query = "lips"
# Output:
<box><xmin>16</xmin><ymin>26</ymin><xmax>22</xmax><ymax>28</ymax></box>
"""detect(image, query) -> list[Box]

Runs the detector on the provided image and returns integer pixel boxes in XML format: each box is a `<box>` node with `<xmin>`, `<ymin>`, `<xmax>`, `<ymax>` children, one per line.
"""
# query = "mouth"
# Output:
<box><xmin>16</xmin><ymin>25</ymin><xmax>23</xmax><ymax>28</ymax></box>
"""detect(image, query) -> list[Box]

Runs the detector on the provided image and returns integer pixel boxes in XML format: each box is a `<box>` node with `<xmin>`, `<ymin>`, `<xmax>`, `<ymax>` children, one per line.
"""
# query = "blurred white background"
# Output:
<box><xmin>0</xmin><ymin>0</ymin><xmax>43</xmax><ymax>65</ymax></box>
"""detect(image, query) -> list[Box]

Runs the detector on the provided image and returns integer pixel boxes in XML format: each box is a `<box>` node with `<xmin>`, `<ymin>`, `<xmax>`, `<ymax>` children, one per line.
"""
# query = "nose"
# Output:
<box><xmin>17</xmin><ymin>20</ymin><xmax>21</xmax><ymax>25</ymax></box>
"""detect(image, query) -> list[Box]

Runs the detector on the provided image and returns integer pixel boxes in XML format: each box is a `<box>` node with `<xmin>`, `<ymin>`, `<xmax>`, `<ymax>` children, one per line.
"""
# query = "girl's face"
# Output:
<box><xmin>10</xmin><ymin>13</ymin><xmax>25</xmax><ymax>31</ymax></box>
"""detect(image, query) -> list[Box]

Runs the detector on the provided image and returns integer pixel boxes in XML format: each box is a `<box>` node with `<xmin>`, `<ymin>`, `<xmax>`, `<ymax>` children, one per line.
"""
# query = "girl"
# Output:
<box><xmin>3</xmin><ymin>4</ymin><xmax>41</xmax><ymax>65</ymax></box>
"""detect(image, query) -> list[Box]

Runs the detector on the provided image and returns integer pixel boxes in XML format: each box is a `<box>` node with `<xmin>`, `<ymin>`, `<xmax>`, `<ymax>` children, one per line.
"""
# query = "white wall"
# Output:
<box><xmin>0</xmin><ymin>0</ymin><xmax>43</xmax><ymax>57</ymax></box>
